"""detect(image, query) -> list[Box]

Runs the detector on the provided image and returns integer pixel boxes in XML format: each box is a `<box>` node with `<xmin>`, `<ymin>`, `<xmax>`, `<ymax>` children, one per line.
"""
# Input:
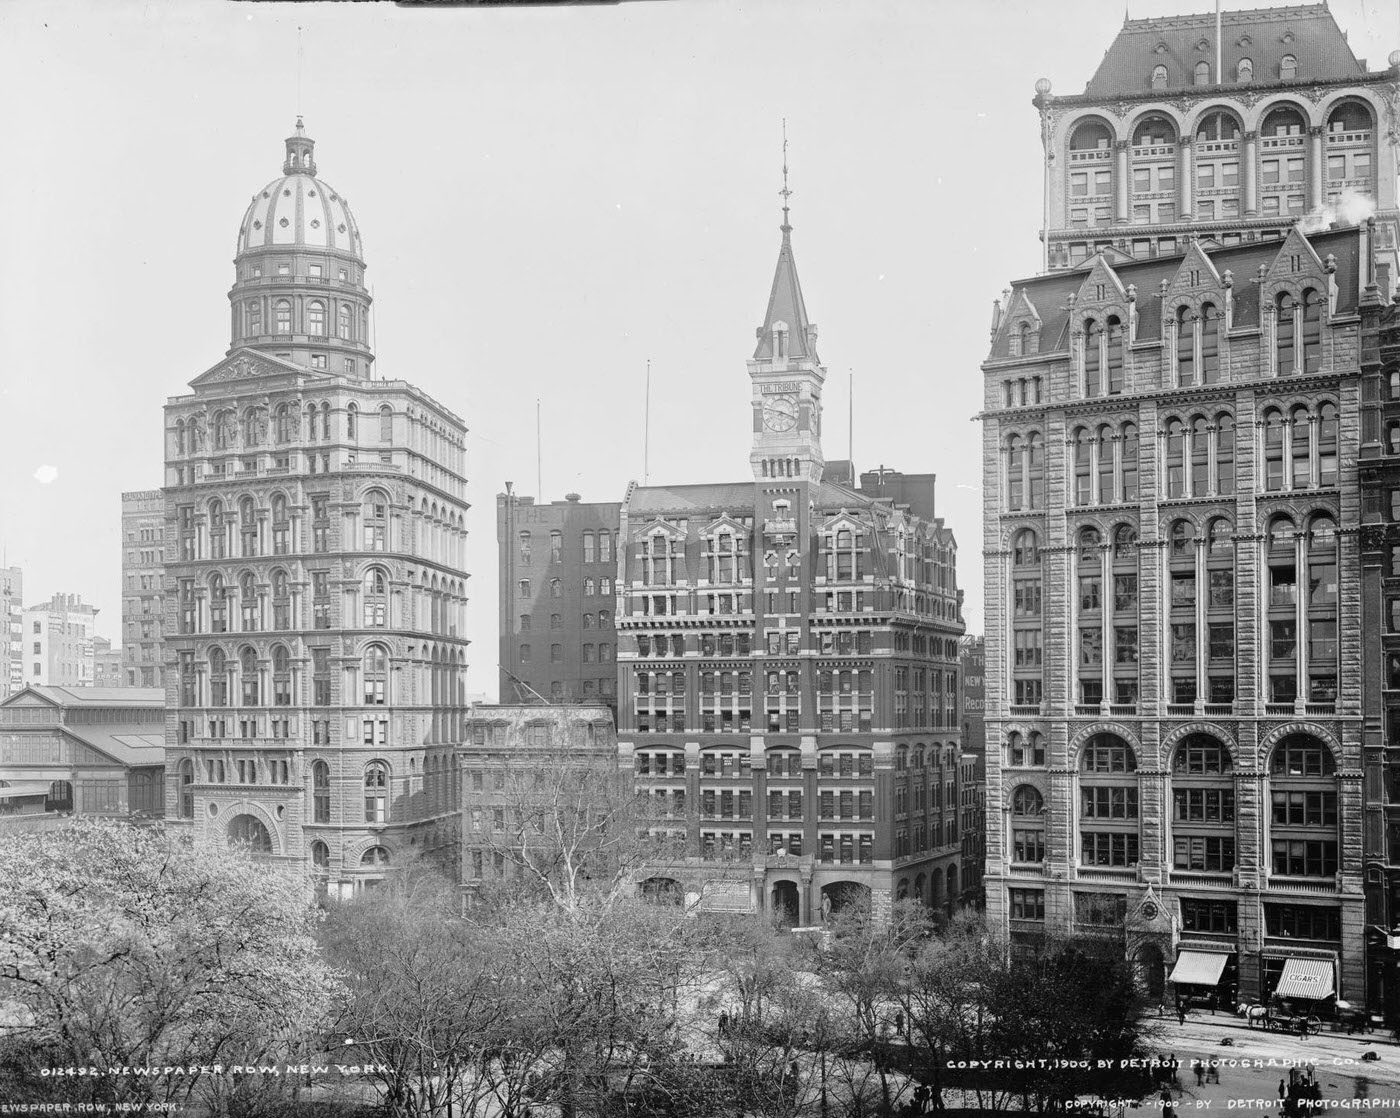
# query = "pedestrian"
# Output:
<box><xmin>895</xmin><ymin>1009</ymin><xmax>905</xmax><ymax>1036</ymax></box>
<box><xmin>1178</xmin><ymin>1005</ymin><xmax>1187</xmax><ymax>1027</ymax></box>
<box><xmin>1279</xmin><ymin>1078</ymin><xmax>1286</xmax><ymax>1100</ymax></box>
<box><xmin>719</xmin><ymin>1009</ymin><xmax>729</xmax><ymax>1037</ymax></box>
<box><xmin>1207</xmin><ymin>1060</ymin><xmax>1219</xmax><ymax>1084</ymax></box>
<box><xmin>1193</xmin><ymin>1059</ymin><xmax>1204</xmax><ymax>1087</ymax></box>
<box><xmin>1299</xmin><ymin>1016</ymin><xmax>1308</xmax><ymax>1040</ymax></box>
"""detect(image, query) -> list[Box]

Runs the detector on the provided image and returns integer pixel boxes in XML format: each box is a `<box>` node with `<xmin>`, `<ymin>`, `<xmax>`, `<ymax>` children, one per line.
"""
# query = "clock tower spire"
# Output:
<box><xmin>749</xmin><ymin>132</ymin><xmax>825</xmax><ymax>485</ymax></box>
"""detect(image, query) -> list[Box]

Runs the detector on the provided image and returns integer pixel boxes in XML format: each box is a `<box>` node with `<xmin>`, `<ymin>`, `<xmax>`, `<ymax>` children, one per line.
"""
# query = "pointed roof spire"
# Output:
<box><xmin>754</xmin><ymin>121</ymin><xmax>818</xmax><ymax>363</ymax></box>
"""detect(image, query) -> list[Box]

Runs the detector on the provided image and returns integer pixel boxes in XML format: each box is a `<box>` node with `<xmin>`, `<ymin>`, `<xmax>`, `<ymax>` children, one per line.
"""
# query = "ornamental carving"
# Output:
<box><xmin>1361</xmin><ymin>525</ymin><xmax>1387</xmax><ymax>551</ymax></box>
<box><xmin>209</xmin><ymin>355</ymin><xmax>277</xmax><ymax>383</ymax></box>
<box><xmin>1304</xmin><ymin>85</ymin><xmax>1326</xmax><ymax>105</ymax></box>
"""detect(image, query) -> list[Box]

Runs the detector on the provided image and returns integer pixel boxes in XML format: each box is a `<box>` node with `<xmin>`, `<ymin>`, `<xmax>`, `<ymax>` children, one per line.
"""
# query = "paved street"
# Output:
<box><xmin>1117</xmin><ymin>1010</ymin><xmax>1400</xmax><ymax>1116</ymax></box>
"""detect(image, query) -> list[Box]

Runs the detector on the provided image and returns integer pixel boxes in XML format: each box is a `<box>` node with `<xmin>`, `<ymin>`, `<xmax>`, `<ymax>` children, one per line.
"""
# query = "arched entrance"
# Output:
<box><xmin>820</xmin><ymin>881</ymin><xmax>871</xmax><ymax>921</ymax></box>
<box><xmin>641</xmin><ymin>876</ymin><xmax>683</xmax><ymax>905</ymax></box>
<box><xmin>1133</xmin><ymin>943</ymin><xmax>1166</xmax><ymax>1000</ymax></box>
<box><xmin>771</xmin><ymin>880</ymin><xmax>800</xmax><ymax>925</ymax></box>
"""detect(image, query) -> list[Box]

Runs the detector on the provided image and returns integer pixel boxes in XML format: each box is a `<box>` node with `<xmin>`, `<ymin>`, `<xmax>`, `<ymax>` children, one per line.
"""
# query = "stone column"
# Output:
<box><xmin>1179</xmin><ymin>138</ymin><xmax>1194</xmax><ymax>222</ymax></box>
<box><xmin>1243</xmin><ymin>132</ymin><xmax>1259</xmax><ymax>216</ymax></box>
<box><xmin>1309</xmin><ymin>126</ymin><xmax>1326</xmax><ymax>210</ymax></box>
<box><xmin>1115</xmin><ymin>141</ymin><xmax>1131</xmax><ymax>225</ymax></box>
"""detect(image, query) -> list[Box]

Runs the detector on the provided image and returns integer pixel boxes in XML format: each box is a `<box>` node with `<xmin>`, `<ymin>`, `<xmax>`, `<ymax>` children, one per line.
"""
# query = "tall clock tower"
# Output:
<box><xmin>749</xmin><ymin>210</ymin><xmax>825</xmax><ymax>485</ymax></box>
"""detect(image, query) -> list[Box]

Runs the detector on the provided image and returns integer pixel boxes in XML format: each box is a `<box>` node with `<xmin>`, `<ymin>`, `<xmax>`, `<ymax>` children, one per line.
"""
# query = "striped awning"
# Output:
<box><xmin>1275</xmin><ymin>957</ymin><xmax>1335</xmax><ymax>1000</ymax></box>
<box><xmin>1168</xmin><ymin>950</ymin><xmax>1230</xmax><ymax>987</ymax></box>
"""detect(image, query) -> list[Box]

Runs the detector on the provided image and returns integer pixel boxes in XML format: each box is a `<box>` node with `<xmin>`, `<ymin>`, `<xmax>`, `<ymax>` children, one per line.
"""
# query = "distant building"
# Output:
<box><xmin>960</xmin><ymin>635</ymin><xmax>986</xmax><ymax>908</ymax></box>
<box><xmin>497</xmin><ymin>491</ymin><xmax>622</xmax><ymax>716</ymax></box>
<box><xmin>0</xmin><ymin>686</ymin><xmax>165</xmax><ymax>827</ymax></box>
<box><xmin>459</xmin><ymin>702</ymin><xmax>616</xmax><ymax>890</ymax></box>
<box><xmin>0</xmin><ymin>567</ymin><xmax>22</xmax><ymax>698</ymax></box>
<box><xmin>22</xmin><ymin>594</ymin><xmax>98</xmax><ymax>688</ymax></box>
<box><xmin>617</xmin><ymin>201</ymin><xmax>966</xmax><ymax>923</ymax></box>
<box><xmin>122</xmin><ymin>489</ymin><xmax>166</xmax><ymax>689</ymax></box>
<box><xmin>93</xmin><ymin>637</ymin><xmax>124</xmax><ymax>688</ymax></box>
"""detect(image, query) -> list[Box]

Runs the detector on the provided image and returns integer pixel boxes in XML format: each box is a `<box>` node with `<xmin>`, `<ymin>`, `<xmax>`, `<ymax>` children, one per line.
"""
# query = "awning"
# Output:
<box><xmin>1274</xmin><ymin>957</ymin><xmax>1335</xmax><ymax>1000</ymax></box>
<box><xmin>1169</xmin><ymin>950</ymin><xmax>1230</xmax><ymax>987</ymax></box>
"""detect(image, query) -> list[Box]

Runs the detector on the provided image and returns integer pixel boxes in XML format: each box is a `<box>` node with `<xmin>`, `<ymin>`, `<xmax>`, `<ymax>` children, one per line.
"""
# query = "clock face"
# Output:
<box><xmin>1142</xmin><ymin>901</ymin><xmax>1158</xmax><ymax>921</ymax></box>
<box><xmin>763</xmin><ymin>395</ymin><xmax>798</xmax><ymax>433</ymax></box>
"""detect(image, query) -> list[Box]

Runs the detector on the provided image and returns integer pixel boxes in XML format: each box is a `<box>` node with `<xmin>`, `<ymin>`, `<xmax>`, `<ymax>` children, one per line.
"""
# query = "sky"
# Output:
<box><xmin>1</xmin><ymin>0</ymin><xmax>1396</xmax><ymax>697</ymax></box>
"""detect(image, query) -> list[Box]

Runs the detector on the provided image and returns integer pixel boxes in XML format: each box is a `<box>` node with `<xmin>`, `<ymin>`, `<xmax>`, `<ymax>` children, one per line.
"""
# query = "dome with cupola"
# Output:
<box><xmin>235</xmin><ymin>118</ymin><xmax>363</xmax><ymax>258</ymax></box>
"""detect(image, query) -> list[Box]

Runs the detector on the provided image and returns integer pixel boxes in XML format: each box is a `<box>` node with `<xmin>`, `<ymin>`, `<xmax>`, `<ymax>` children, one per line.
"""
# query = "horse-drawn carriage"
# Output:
<box><xmin>1237</xmin><ymin>999</ymin><xmax>1323</xmax><ymax>1034</ymax></box>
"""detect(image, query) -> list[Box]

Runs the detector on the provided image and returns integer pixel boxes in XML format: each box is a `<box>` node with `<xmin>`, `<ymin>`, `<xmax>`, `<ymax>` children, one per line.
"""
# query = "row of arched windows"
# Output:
<box><xmin>176</xmin><ymin>402</ymin><xmax>395</xmax><ymax>453</ymax></box>
<box><xmin>243</xmin><ymin>298</ymin><xmax>358</xmax><ymax>341</ymax></box>
<box><xmin>1006</xmin><ymin>731</ymin><xmax>1339</xmax><ymax>879</ymax></box>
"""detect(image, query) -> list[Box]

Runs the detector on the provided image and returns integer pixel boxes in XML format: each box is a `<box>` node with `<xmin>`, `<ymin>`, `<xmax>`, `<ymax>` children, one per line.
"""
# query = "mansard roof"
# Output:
<box><xmin>1083</xmin><ymin>4</ymin><xmax>1365</xmax><ymax>97</ymax></box>
<box><xmin>986</xmin><ymin>226</ymin><xmax>1360</xmax><ymax>361</ymax></box>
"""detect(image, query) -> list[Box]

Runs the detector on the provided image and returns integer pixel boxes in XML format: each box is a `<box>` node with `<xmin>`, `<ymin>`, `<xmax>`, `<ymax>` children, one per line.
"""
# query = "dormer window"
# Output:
<box><xmin>773</xmin><ymin>320</ymin><xmax>789</xmax><ymax>360</ymax></box>
<box><xmin>1194</xmin><ymin>61</ymin><xmax>1210</xmax><ymax>86</ymax></box>
<box><xmin>1151</xmin><ymin>64</ymin><xmax>1167</xmax><ymax>89</ymax></box>
<box><xmin>1280</xmin><ymin>54</ymin><xmax>1297</xmax><ymax>80</ymax></box>
<box><xmin>1237</xmin><ymin>58</ymin><xmax>1253</xmax><ymax>83</ymax></box>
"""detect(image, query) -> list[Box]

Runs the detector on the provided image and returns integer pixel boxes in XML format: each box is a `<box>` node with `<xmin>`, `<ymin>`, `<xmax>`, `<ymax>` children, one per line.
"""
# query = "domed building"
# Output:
<box><xmin>159</xmin><ymin>121</ymin><xmax>471</xmax><ymax>895</ymax></box>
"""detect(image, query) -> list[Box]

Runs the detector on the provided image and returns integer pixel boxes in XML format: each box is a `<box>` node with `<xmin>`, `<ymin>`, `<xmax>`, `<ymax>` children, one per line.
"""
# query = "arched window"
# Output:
<box><xmin>1073</xmin><ymin>427</ymin><xmax>1093</xmax><ymax>505</ymax></box>
<box><xmin>229</xmin><ymin>814</ymin><xmax>273</xmax><ymax>853</ymax></box>
<box><xmin>1267</xmin><ymin>516</ymin><xmax>1299</xmax><ymax>704</ymax></box>
<box><xmin>1196</xmin><ymin>110</ymin><xmax>1241</xmax><ymax>144</ymax></box>
<box><xmin>1165</xmin><ymin>418</ymin><xmax>1186</xmax><ymax>497</ymax></box>
<box><xmin>274</xmin><ymin>299</ymin><xmax>292</xmax><ymax>334</ymax></box>
<box><xmin>364</xmin><ymin>762</ymin><xmax>389</xmax><ymax>823</ymax></box>
<box><xmin>1010</xmin><ymin>784</ymin><xmax>1045</xmax><ymax>863</ymax></box>
<box><xmin>1263</xmin><ymin>105</ymin><xmax>1305</xmax><ymax>137</ymax></box>
<box><xmin>1083</xmin><ymin>318</ymin><xmax>1101</xmax><ymax>397</ymax></box>
<box><xmin>1006</xmin><ymin>434</ymin><xmax>1025</xmax><ymax>509</ymax></box>
<box><xmin>518</xmin><ymin>578</ymin><xmax>531</xmax><ymax>598</ymax></box>
<box><xmin>271</xmin><ymin>568</ymin><xmax>290</xmax><ymax>630</ymax></box>
<box><xmin>272</xmin><ymin>645</ymin><xmax>291</xmax><ymax>705</ymax></box>
<box><xmin>1306</xmin><ymin>515</ymin><xmax>1339</xmax><ymax>704</ymax></box>
<box><xmin>1269</xmin><ymin>736</ymin><xmax>1338</xmax><ymax>878</ymax></box>
<box><xmin>239</xmin><ymin>497</ymin><xmax>258</xmax><ymax>558</ymax></box>
<box><xmin>1096</xmin><ymin>424</ymin><xmax>1115</xmax><ymax>504</ymax></box>
<box><xmin>363</xmin><ymin>645</ymin><xmax>388</xmax><ymax>705</ymax></box>
<box><xmin>1151</xmin><ymin>64</ymin><xmax>1168</xmax><ymax>90</ymax></box>
<box><xmin>311</xmin><ymin>840</ymin><xmax>330</xmax><ymax>874</ymax></box>
<box><xmin>550</xmin><ymin>578</ymin><xmax>562</xmax><ymax>598</ymax></box>
<box><xmin>209</xmin><ymin>646</ymin><xmax>227</xmax><ymax>706</ymax></box>
<box><xmin>178</xmin><ymin>759</ymin><xmax>194</xmax><ymax>819</ymax></box>
<box><xmin>1120</xmin><ymin>422</ymin><xmax>1139</xmax><ymax>501</ymax></box>
<box><xmin>274</xmin><ymin>404</ymin><xmax>292</xmax><ymax>443</ymax></box>
<box><xmin>213</xmin><ymin>410</ymin><xmax>235</xmax><ymax>451</ymax></box>
<box><xmin>338</xmin><ymin>303</ymin><xmax>352</xmax><ymax>340</ymax></box>
<box><xmin>379</xmin><ymin>406</ymin><xmax>393</xmax><ymax>442</ymax></box>
<box><xmin>1190</xmin><ymin>416</ymin><xmax>1210</xmax><ymax>497</ymax></box>
<box><xmin>1176</xmin><ymin>306</ymin><xmax>1195</xmax><ymax>386</ymax></box>
<box><xmin>1008</xmin><ymin>730</ymin><xmax>1046</xmax><ymax>767</ymax></box>
<box><xmin>307</xmin><ymin>300</ymin><xmax>326</xmax><ymax>336</ymax></box>
<box><xmin>346</xmin><ymin>404</ymin><xmax>358</xmax><ymax>439</ymax></box>
<box><xmin>1194</xmin><ymin>61</ymin><xmax>1210</xmax><ymax>85</ymax></box>
<box><xmin>1200</xmin><ymin>303</ymin><xmax>1220</xmax><ymax>383</ymax></box>
<box><xmin>312</xmin><ymin>760</ymin><xmax>330</xmax><ymax>823</ymax></box>
<box><xmin>1262</xmin><ymin>408</ymin><xmax>1285</xmax><ymax>491</ymax></box>
<box><xmin>363</xmin><ymin>490</ymin><xmax>388</xmax><ymax>551</ymax></box>
<box><xmin>209</xmin><ymin>572</ymin><xmax>228</xmax><ymax>633</ymax></box>
<box><xmin>1214</xmin><ymin>414</ymin><xmax>1235</xmax><ymax>495</ymax></box>
<box><xmin>1079</xmin><ymin>734</ymin><xmax>1140</xmax><ymax>867</ymax></box>
<box><xmin>240</xmin><ymin>646</ymin><xmax>259</xmax><ymax>705</ymax></box>
<box><xmin>321</xmin><ymin>402</ymin><xmax>330</xmax><ymax>441</ymax></box>
<box><xmin>364</xmin><ymin>568</ymin><xmax>388</xmax><ymax>627</ymax></box>
<box><xmin>1132</xmin><ymin>115</ymin><xmax>1176</xmax><ymax>146</ymax></box>
<box><xmin>1172</xmin><ymin>734</ymin><xmax>1236</xmax><ymax>872</ymax></box>
<box><xmin>239</xmin><ymin>570</ymin><xmax>258</xmax><ymax>631</ymax></box>
<box><xmin>1300</xmin><ymin>288</ymin><xmax>1322</xmax><ymax>374</ymax></box>
<box><xmin>1237</xmin><ymin>57</ymin><xmax>1253</xmax><ymax>83</ymax></box>
<box><xmin>1317</xmin><ymin>402</ymin><xmax>1338</xmax><ymax>486</ymax></box>
<box><xmin>1070</xmin><ymin>119</ymin><xmax>1113</xmax><ymax>152</ymax></box>
<box><xmin>362</xmin><ymin>846</ymin><xmax>391</xmax><ymax>866</ymax></box>
<box><xmin>1280</xmin><ymin>55</ymin><xmax>1296</xmax><ymax>81</ymax></box>
<box><xmin>1291</xmin><ymin>405</ymin><xmax>1312</xmax><ymax>488</ymax></box>
<box><xmin>1106</xmin><ymin>316</ymin><xmax>1124</xmax><ymax>394</ymax></box>
<box><xmin>1027</xmin><ymin>433</ymin><xmax>1045</xmax><ymax>509</ymax></box>
<box><xmin>246</xmin><ymin>300</ymin><xmax>262</xmax><ymax>336</ymax></box>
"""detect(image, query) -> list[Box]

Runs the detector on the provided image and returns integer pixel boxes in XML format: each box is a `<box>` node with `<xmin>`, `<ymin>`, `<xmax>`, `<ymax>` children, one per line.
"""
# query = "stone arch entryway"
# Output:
<box><xmin>820</xmin><ymin>881</ymin><xmax>871</xmax><ymax>921</ymax></box>
<box><xmin>1133</xmin><ymin>942</ymin><xmax>1166</xmax><ymax>1000</ymax></box>
<box><xmin>640</xmin><ymin>876</ymin><xmax>684</xmax><ymax>904</ymax></box>
<box><xmin>771</xmin><ymin>880</ymin><xmax>800</xmax><ymax>925</ymax></box>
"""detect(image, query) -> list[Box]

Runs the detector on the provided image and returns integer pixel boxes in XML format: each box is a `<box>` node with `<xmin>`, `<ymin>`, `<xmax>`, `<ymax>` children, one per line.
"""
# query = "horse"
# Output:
<box><xmin>1236</xmin><ymin>1003</ymin><xmax>1269</xmax><ymax>1028</ymax></box>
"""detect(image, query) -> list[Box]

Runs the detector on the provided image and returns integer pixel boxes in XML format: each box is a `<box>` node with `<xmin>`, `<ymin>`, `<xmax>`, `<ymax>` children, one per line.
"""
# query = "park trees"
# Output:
<box><xmin>0</xmin><ymin>820</ymin><xmax>339</xmax><ymax>1112</ymax></box>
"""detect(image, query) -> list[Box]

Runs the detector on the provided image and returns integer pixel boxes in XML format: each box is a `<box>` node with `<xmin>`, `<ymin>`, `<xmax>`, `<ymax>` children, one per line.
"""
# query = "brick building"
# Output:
<box><xmin>981</xmin><ymin>1</ymin><xmax>1400</xmax><ymax>1010</ymax></box>
<box><xmin>122</xmin><ymin>489</ymin><xmax>166</xmax><ymax>688</ymax></box>
<box><xmin>616</xmin><ymin>201</ymin><xmax>965</xmax><ymax>923</ymax></box>
<box><xmin>497</xmin><ymin>491</ymin><xmax>621</xmax><ymax>716</ymax></box>
<box><xmin>160</xmin><ymin>120</ymin><xmax>470</xmax><ymax>892</ymax></box>
<box><xmin>93</xmin><ymin>637</ymin><xmax>124</xmax><ymax>688</ymax></box>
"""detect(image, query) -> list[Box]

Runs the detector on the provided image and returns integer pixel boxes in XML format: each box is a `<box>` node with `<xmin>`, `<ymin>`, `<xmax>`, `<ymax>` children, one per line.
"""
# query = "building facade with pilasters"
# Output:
<box><xmin>160</xmin><ymin>121</ymin><xmax>470</xmax><ymax>894</ymax></box>
<box><xmin>617</xmin><ymin>210</ymin><xmax>965</xmax><ymax>923</ymax></box>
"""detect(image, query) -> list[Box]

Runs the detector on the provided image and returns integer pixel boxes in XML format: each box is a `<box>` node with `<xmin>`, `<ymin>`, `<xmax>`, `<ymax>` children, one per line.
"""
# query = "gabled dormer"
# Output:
<box><xmin>1003</xmin><ymin>288</ymin><xmax>1044</xmax><ymax>358</ymax></box>
<box><xmin>1259</xmin><ymin>228</ymin><xmax>1338</xmax><ymax>377</ymax></box>
<box><xmin>1073</xmin><ymin>256</ymin><xmax>1133</xmax><ymax>399</ymax></box>
<box><xmin>1160</xmin><ymin>241</ymin><xmax>1233</xmax><ymax>389</ymax></box>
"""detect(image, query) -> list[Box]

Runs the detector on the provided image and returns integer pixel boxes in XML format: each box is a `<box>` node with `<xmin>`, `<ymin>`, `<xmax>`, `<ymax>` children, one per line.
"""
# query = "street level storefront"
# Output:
<box><xmin>1169</xmin><ymin>949</ymin><xmax>1236</xmax><ymax>1010</ymax></box>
